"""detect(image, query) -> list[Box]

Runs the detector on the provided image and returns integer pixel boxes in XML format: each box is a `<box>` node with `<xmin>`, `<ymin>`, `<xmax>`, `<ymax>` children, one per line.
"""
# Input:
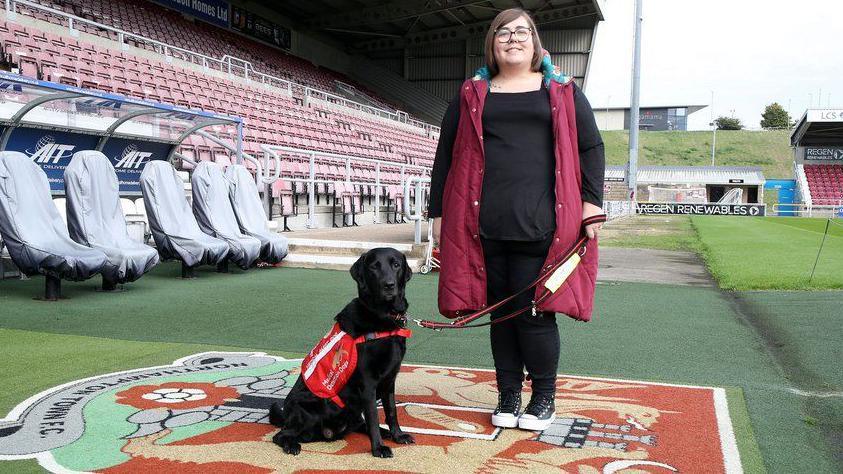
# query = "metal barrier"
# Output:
<box><xmin>603</xmin><ymin>200</ymin><xmax>634</xmax><ymax>221</ymax></box>
<box><xmin>260</xmin><ymin>144</ymin><xmax>429</xmax><ymax>228</ymax></box>
<box><xmin>404</xmin><ymin>176</ymin><xmax>430</xmax><ymax>244</ymax></box>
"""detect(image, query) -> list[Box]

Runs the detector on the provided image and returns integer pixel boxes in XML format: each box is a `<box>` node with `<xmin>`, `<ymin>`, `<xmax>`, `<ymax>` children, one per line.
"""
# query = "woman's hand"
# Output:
<box><xmin>582</xmin><ymin>202</ymin><xmax>603</xmax><ymax>239</ymax></box>
<box><xmin>432</xmin><ymin>217</ymin><xmax>442</xmax><ymax>247</ymax></box>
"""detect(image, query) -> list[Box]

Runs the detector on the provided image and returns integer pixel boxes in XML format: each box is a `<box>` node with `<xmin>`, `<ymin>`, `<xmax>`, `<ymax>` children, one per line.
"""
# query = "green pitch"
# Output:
<box><xmin>692</xmin><ymin>216</ymin><xmax>843</xmax><ymax>290</ymax></box>
<box><xmin>1</xmin><ymin>263</ymin><xmax>841</xmax><ymax>473</ymax></box>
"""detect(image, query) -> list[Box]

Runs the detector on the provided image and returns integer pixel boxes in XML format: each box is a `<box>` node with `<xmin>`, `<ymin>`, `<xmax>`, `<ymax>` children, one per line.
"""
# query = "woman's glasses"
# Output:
<box><xmin>494</xmin><ymin>27</ymin><xmax>532</xmax><ymax>43</ymax></box>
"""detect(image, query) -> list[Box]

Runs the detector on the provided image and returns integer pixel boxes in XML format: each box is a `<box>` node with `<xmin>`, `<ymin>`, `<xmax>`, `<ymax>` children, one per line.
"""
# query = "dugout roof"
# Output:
<box><xmin>0</xmin><ymin>71</ymin><xmax>242</xmax><ymax>150</ymax></box>
<box><xmin>791</xmin><ymin>109</ymin><xmax>843</xmax><ymax>147</ymax></box>
<box><xmin>603</xmin><ymin>165</ymin><xmax>765</xmax><ymax>186</ymax></box>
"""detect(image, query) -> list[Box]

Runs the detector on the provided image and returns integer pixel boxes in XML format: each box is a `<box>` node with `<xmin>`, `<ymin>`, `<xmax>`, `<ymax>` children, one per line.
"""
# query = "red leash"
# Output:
<box><xmin>414</xmin><ymin>214</ymin><xmax>607</xmax><ymax>330</ymax></box>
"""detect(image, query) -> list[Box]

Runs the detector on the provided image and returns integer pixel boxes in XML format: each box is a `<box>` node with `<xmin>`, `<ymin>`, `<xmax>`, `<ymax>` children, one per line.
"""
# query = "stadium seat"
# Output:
<box><xmin>225</xmin><ymin>164</ymin><xmax>289</xmax><ymax>264</ymax></box>
<box><xmin>0</xmin><ymin>151</ymin><xmax>108</xmax><ymax>299</ymax></box>
<box><xmin>191</xmin><ymin>161</ymin><xmax>261</xmax><ymax>270</ymax></box>
<box><xmin>139</xmin><ymin>161</ymin><xmax>229</xmax><ymax>277</ymax></box>
<box><xmin>64</xmin><ymin>151</ymin><xmax>160</xmax><ymax>289</ymax></box>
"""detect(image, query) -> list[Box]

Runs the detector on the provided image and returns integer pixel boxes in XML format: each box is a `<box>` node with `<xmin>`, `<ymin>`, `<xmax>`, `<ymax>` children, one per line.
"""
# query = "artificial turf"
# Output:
<box><xmin>691</xmin><ymin>216</ymin><xmax>843</xmax><ymax>290</ymax></box>
<box><xmin>1</xmin><ymin>264</ymin><xmax>841</xmax><ymax>472</ymax></box>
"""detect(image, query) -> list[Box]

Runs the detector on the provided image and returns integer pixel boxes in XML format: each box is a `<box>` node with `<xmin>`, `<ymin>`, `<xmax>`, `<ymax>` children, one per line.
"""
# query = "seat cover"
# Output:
<box><xmin>139</xmin><ymin>161</ymin><xmax>228</xmax><ymax>267</ymax></box>
<box><xmin>225</xmin><ymin>164</ymin><xmax>288</xmax><ymax>264</ymax></box>
<box><xmin>0</xmin><ymin>151</ymin><xmax>107</xmax><ymax>280</ymax></box>
<box><xmin>64</xmin><ymin>150</ymin><xmax>159</xmax><ymax>283</ymax></box>
<box><xmin>191</xmin><ymin>162</ymin><xmax>261</xmax><ymax>269</ymax></box>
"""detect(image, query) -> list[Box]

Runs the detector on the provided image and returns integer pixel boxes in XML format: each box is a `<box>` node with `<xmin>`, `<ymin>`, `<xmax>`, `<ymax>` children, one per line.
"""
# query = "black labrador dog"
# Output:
<box><xmin>270</xmin><ymin>247</ymin><xmax>415</xmax><ymax>458</ymax></box>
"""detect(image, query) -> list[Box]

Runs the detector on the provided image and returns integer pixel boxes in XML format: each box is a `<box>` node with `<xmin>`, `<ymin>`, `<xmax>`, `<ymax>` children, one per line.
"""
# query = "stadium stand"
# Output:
<box><xmin>0</xmin><ymin>0</ymin><xmax>437</xmax><ymax>227</ymax></box>
<box><xmin>0</xmin><ymin>151</ymin><xmax>107</xmax><ymax>299</ymax></box>
<box><xmin>139</xmin><ymin>160</ymin><xmax>229</xmax><ymax>277</ymax></box>
<box><xmin>191</xmin><ymin>161</ymin><xmax>261</xmax><ymax>270</ymax></box>
<box><xmin>64</xmin><ymin>150</ymin><xmax>160</xmax><ymax>289</ymax></box>
<box><xmin>802</xmin><ymin>164</ymin><xmax>843</xmax><ymax>206</ymax></box>
<box><xmin>0</xmin><ymin>1</ymin><xmax>439</xmax><ymax>163</ymax></box>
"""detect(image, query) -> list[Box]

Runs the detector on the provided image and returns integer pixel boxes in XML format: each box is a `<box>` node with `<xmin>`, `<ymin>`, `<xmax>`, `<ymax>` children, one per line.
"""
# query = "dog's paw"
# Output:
<box><xmin>282</xmin><ymin>441</ymin><xmax>302</xmax><ymax>455</ymax></box>
<box><xmin>371</xmin><ymin>445</ymin><xmax>393</xmax><ymax>458</ymax></box>
<box><xmin>392</xmin><ymin>432</ymin><xmax>415</xmax><ymax>444</ymax></box>
<box><xmin>273</xmin><ymin>433</ymin><xmax>302</xmax><ymax>455</ymax></box>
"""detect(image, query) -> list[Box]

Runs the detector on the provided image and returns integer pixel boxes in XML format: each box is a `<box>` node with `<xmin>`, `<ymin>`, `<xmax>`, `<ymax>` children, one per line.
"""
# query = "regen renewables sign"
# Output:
<box><xmin>154</xmin><ymin>0</ymin><xmax>230</xmax><ymax>28</ymax></box>
<box><xmin>636</xmin><ymin>202</ymin><xmax>766</xmax><ymax>216</ymax></box>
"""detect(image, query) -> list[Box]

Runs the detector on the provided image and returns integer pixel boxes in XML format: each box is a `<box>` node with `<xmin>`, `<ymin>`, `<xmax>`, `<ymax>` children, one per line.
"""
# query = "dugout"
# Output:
<box><xmin>603</xmin><ymin>165</ymin><xmax>766</xmax><ymax>204</ymax></box>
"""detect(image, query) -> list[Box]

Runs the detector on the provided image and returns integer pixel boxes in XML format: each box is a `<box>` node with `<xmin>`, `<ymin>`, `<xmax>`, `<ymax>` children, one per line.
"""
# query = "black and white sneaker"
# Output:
<box><xmin>518</xmin><ymin>393</ymin><xmax>556</xmax><ymax>431</ymax></box>
<box><xmin>491</xmin><ymin>390</ymin><xmax>522</xmax><ymax>428</ymax></box>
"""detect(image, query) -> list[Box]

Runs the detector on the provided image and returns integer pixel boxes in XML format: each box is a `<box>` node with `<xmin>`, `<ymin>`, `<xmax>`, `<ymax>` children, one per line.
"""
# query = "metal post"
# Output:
<box><xmin>374</xmin><ymin>163</ymin><xmax>381</xmax><ymax>224</ymax></box>
<box><xmin>627</xmin><ymin>0</ymin><xmax>643</xmax><ymax>210</ymax></box>
<box><xmin>414</xmin><ymin>179</ymin><xmax>423</xmax><ymax>244</ymax></box>
<box><xmin>308</xmin><ymin>153</ymin><xmax>316</xmax><ymax>228</ymax></box>
<box><xmin>711</xmin><ymin>127</ymin><xmax>717</xmax><ymax>166</ymax></box>
<box><xmin>236</xmin><ymin>121</ymin><xmax>243</xmax><ymax>165</ymax></box>
<box><xmin>710</xmin><ymin>90</ymin><xmax>716</xmax><ymax>166</ymax></box>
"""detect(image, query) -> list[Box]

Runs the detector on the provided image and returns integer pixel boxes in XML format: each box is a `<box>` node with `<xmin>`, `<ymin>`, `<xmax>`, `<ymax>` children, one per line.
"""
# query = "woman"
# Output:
<box><xmin>427</xmin><ymin>8</ymin><xmax>605</xmax><ymax>432</ymax></box>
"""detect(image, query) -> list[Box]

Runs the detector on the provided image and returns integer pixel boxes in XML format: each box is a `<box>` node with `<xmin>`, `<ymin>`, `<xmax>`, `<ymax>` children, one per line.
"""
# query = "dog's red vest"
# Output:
<box><xmin>301</xmin><ymin>323</ymin><xmax>412</xmax><ymax>408</ymax></box>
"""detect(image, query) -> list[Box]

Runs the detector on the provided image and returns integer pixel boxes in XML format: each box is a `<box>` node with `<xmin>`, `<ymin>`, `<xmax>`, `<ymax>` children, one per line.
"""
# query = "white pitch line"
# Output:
<box><xmin>786</xmin><ymin>388</ymin><xmax>843</xmax><ymax>398</ymax></box>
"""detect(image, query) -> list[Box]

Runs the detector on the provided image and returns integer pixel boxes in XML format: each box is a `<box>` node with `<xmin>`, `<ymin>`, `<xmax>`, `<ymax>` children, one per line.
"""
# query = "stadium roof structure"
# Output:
<box><xmin>605</xmin><ymin>165</ymin><xmax>765</xmax><ymax>185</ymax></box>
<box><xmin>791</xmin><ymin>109</ymin><xmax>843</xmax><ymax>146</ymax></box>
<box><xmin>266</xmin><ymin>0</ymin><xmax>604</xmax><ymax>52</ymax></box>
<box><xmin>0</xmin><ymin>71</ymin><xmax>243</xmax><ymax>154</ymax></box>
<box><xmin>601</xmin><ymin>105</ymin><xmax>708</xmax><ymax>113</ymax></box>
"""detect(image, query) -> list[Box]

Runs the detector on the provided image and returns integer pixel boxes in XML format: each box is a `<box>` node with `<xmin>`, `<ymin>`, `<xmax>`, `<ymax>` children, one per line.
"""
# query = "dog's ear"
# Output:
<box><xmin>402</xmin><ymin>253</ymin><xmax>413</xmax><ymax>283</ymax></box>
<box><xmin>351</xmin><ymin>251</ymin><xmax>368</xmax><ymax>291</ymax></box>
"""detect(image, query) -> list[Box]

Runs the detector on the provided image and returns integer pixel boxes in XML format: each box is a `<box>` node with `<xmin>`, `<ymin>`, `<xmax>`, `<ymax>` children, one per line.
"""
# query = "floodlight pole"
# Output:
<box><xmin>710</xmin><ymin>90</ymin><xmax>716</xmax><ymax>166</ymax></box>
<box><xmin>628</xmin><ymin>0</ymin><xmax>643</xmax><ymax>211</ymax></box>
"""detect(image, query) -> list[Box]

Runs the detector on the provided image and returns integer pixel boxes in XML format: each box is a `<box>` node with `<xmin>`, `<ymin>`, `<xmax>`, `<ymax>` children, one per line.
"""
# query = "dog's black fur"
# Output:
<box><xmin>269</xmin><ymin>247</ymin><xmax>415</xmax><ymax>458</ymax></box>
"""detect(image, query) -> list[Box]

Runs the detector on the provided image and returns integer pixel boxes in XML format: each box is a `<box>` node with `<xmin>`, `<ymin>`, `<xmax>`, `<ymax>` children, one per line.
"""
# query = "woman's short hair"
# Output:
<box><xmin>484</xmin><ymin>8</ymin><xmax>544</xmax><ymax>77</ymax></box>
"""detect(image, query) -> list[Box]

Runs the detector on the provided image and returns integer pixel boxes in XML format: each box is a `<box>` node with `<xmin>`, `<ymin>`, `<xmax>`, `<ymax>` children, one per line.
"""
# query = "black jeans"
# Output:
<box><xmin>481</xmin><ymin>235</ymin><xmax>559</xmax><ymax>396</ymax></box>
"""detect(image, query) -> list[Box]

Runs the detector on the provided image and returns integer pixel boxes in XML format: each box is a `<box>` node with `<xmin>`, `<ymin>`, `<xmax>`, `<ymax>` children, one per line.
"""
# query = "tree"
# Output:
<box><xmin>760</xmin><ymin>103</ymin><xmax>791</xmax><ymax>129</ymax></box>
<box><xmin>715</xmin><ymin>116</ymin><xmax>743</xmax><ymax>130</ymax></box>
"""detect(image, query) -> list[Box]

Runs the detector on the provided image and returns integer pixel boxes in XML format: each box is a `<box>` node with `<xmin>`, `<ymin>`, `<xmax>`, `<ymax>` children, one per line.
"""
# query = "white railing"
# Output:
<box><xmin>404</xmin><ymin>176</ymin><xmax>430</xmax><ymax>244</ymax></box>
<box><xmin>305</xmin><ymin>87</ymin><xmax>398</xmax><ymax>121</ymax></box>
<box><xmin>795</xmin><ymin>162</ymin><xmax>812</xmax><ymax>206</ymax></box>
<box><xmin>260</xmin><ymin>144</ymin><xmax>429</xmax><ymax>228</ymax></box>
<box><xmin>772</xmin><ymin>203</ymin><xmax>843</xmax><ymax>218</ymax></box>
<box><xmin>306</xmin><ymin>87</ymin><xmax>440</xmax><ymax>136</ymax></box>
<box><xmin>4</xmin><ymin>0</ymin><xmax>437</xmax><ymax>132</ymax></box>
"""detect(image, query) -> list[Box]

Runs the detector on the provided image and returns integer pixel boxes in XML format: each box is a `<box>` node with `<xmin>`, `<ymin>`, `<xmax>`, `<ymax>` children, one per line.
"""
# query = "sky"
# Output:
<box><xmin>584</xmin><ymin>0</ymin><xmax>843</xmax><ymax>130</ymax></box>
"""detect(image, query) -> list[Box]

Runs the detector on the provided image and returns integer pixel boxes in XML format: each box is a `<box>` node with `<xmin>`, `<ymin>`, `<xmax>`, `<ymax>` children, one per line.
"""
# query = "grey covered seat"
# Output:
<box><xmin>191</xmin><ymin>162</ymin><xmax>261</xmax><ymax>270</ymax></box>
<box><xmin>0</xmin><ymin>151</ymin><xmax>107</xmax><ymax>298</ymax></box>
<box><xmin>64</xmin><ymin>151</ymin><xmax>160</xmax><ymax>288</ymax></box>
<box><xmin>225</xmin><ymin>164</ymin><xmax>288</xmax><ymax>264</ymax></box>
<box><xmin>139</xmin><ymin>161</ymin><xmax>228</xmax><ymax>275</ymax></box>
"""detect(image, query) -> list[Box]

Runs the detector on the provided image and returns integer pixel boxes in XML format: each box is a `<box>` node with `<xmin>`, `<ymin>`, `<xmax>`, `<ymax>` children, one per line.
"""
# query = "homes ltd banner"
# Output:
<box><xmin>154</xmin><ymin>0</ymin><xmax>230</xmax><ymax>28</ymax></box>
<box><xmin>636</xmin><ymin>202</ymin><xmax>766</xmax><ymax>216</ymax></box>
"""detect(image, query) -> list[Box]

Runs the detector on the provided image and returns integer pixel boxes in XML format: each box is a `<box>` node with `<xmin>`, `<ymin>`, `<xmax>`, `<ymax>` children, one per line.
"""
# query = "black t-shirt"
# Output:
<box><xmin>479</xmin><ymin>85</ymin><xmax>556</xmax><ymax>240</ymax></box>
<box><xmin>428</xmin><ymin>81</ymin><xmax>605</xmax><ymax>241</ymax></box>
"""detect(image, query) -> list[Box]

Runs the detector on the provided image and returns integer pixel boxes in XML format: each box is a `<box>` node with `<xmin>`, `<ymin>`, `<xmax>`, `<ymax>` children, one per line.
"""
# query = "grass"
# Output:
<box><xmin>1</xmin><ymin>265</ymin><xmax>841</xmax><ymax>472</ymax></box>
<box><xmin>691</xmin><ymin>216</ymin><xmax>843</xmax><ymax>290</ymax></box>
<box><xmin>600</xmin><ymin>215</ymin><xmax>703</xmax><ymax>252</ymax></box>
<box><xmin>602</xmin><ymin>130</ymin><xmax>793</xmax><ymax>178</ymax></box>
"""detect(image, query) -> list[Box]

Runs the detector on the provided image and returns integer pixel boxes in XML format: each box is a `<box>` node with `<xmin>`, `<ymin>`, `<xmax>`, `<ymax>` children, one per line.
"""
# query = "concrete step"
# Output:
<box><xmin>280</xmin><ymin>253</ymin><xmax>422</xmax><ymax>272</ymax></box>
<box><xmin>282</xmin><ymin>238</ymin><xmax>427</xmax><ymax>271</ymax></box>
<box><xmin>286</xmin><ymin>238</ymin><xmax>426</xmax><ymax>258</ymax></box>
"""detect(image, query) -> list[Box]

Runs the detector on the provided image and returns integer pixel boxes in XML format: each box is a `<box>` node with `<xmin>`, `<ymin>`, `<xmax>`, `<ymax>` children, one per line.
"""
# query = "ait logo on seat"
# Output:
<box><xmin>113</xmin><ymin>144</ymin><xmax>153</xmax><ymax>169</ymax></box>
<box><xmin>26</xmin><ymin>136</ymin><xmax>76</xmax><ymax>165</ymax></box>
